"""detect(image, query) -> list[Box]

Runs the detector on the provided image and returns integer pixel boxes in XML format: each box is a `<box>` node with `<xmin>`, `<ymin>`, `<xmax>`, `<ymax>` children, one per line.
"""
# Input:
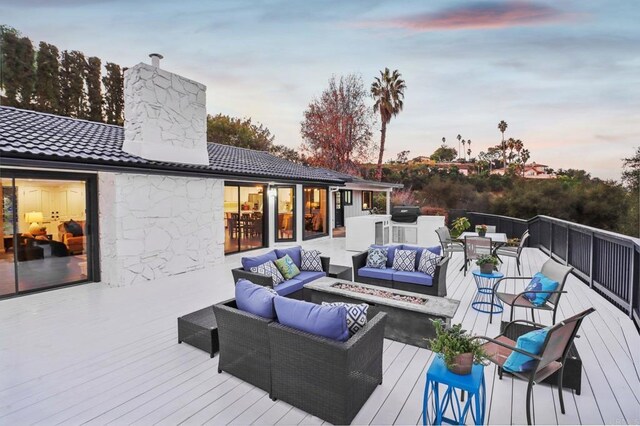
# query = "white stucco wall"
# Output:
<box><xmin>98</xmin><ymin>172</ymin><xmax>224</xmax><ymax>287</ymax></box>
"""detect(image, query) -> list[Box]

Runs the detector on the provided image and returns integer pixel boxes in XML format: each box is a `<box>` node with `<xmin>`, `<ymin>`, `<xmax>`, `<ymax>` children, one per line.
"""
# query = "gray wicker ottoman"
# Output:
<box><xmin>178</xmin><ymin>306</ymin><xmax>219</xmax><ymax>357</ymax></box>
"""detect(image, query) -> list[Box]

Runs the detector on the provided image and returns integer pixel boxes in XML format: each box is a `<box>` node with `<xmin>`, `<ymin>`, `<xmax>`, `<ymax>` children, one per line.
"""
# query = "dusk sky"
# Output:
<box><xmin>3</xmin><ymin>0</ymin><xmax>638</xmax><ymax>180</ymax></box>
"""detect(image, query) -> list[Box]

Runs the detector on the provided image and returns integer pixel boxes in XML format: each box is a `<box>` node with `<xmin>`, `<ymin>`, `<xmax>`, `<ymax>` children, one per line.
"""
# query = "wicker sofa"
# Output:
<box><xmin>268</xmin><ymin>312</ymin><xmax>387</xmax><ymax>425</ymax></box>
<box><xmin>231</xmin><ymin>248</ymin><xmax>330</xmax><ymax>299</ymax></box>
<box><xmin>352</xmin><ymin>248</ymin><xmax>449</xmax><ymax>297</ymax></box>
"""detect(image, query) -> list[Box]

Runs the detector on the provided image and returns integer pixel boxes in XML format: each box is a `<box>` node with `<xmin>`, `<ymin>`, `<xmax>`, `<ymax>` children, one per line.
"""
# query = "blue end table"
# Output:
<box><xmin>423</xmin><ymin>356</ymin><xmax>486</xmax><ymax>425</ymax></box>
<box><xmin>471</xmin><ymin>270</ymin><xmax>504</xmax><ymax>318</ymax></box>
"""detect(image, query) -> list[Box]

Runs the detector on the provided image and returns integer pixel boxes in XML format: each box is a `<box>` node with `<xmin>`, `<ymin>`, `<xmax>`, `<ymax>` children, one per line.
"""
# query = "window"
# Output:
<box><xmin>303</xmin><ymin>186</ymin><xmax>328</xmax><ymax>240</ymax></box>
<box><xmin>224</xmin><ymin>183</ymin><xmax>266</xmax><ymax>254</ymax></box>
<box><xmin>362</xmin><ymin>191</ymin><xmax>373</xmax><ymax>210</ymax></box>
<box><xmin>343</xmin><ymin>190</ymin><xmax>353</xmax><ymax>206</ymax></box>
<box><xmin>275</xmin><ymin>186</ymin><xmax>295</xmax><ymax>242</ymax></box>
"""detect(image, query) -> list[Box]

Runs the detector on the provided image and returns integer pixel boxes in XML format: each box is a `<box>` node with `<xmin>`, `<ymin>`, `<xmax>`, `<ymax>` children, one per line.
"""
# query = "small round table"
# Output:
<box><xmin>471</xmin><ymin>270</ymin><xmax>504</xmax><ymax>316</ymax></box>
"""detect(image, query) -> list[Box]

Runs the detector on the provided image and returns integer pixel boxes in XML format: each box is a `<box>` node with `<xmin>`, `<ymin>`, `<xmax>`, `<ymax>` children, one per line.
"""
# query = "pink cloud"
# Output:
<box><xmin>357</xmin><ymin>2</ymin><xmax>579</xmax><ymax>32</ymax></box>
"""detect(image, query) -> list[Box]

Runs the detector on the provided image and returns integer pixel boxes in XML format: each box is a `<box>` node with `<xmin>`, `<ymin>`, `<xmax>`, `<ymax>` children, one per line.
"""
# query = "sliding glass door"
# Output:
<box><xmin>275</xmin><ymin>186</ymin><xmax>296</xmax><ymax>242</ymax></box>
<box><xmin>0</xmin><ymin>170</ymin><xmax>97</xmax><ymax>298</ymax></box>
<box><xmin>224</xmin><ymin>183</ymin><xmax>267</xmax><ymax>254</ymax></box>
<box><xmin>303</xmin><ymin>186</ymin><xmax>328</xmax><ymax>240</ymax></box>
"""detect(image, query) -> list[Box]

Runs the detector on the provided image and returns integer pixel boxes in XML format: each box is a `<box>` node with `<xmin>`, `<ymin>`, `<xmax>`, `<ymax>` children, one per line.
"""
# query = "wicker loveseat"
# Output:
<box><xmin>231</xmin><ymin>247</ymin><xmax>330</xmax><ymax>299</ymax></box>
<box><xmin>352</xmin><ymin>246</ymin><xmax>449</xmax><ymax>297</ymax></box>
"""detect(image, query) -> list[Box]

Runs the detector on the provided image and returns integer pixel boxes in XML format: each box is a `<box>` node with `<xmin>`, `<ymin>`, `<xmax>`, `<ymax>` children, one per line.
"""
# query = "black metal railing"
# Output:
<box><xmin>464</xmin><ymin>212</ymin><xmax>640</xmax><ymax>331</ymax></box>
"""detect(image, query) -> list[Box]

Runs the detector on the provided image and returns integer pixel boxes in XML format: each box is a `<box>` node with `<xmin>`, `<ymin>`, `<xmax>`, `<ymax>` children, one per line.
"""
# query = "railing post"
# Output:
<box><xmin>565</xmin><ymin>224</ymin><xmax>570</xmax><ymax>265</ymax></box>
<box><xmin>589</xmin><ymin>232</ymin><xmax>595</xmax><ymax>289</ymax></box>
<box><xmin>630</xmin><ymin>248</ymin><xmax>635</xmax><ymax>319</ymax></box>
<box><xmin>550</xmin><ymin>220</ymin><xmax>554</xmax><ymax>257</ymax></box>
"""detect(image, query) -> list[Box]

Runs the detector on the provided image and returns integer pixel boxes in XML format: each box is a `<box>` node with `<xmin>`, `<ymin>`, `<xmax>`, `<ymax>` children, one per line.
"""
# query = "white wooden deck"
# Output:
<box><xmin>1</xmin><ymin>239</ymin><xmax>639</xmax><ymax>425</ymax></box>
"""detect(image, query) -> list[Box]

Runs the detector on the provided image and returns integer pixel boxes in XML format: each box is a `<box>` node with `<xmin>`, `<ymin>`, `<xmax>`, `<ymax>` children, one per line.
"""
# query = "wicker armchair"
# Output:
<box><xmin>212</xmin><ymin>299</ymin><xmax>273</xmax><ymax>393</ymax></box>
<box><xmin>231</xmin><ymin>256</ymin><xmax>330</xmax><ymax>299</ymax></box>
<box><xmin>268</xmin><ymin>312</ymin><xmax>387</xmax><ymax>425</ymax></box>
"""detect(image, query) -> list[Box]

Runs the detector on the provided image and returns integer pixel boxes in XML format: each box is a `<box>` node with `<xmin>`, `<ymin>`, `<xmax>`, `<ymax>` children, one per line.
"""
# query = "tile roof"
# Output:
<box><xmin>0</xmin><ymin>106</ymin><xmax>345</xmax><ymax>184</ymax></box>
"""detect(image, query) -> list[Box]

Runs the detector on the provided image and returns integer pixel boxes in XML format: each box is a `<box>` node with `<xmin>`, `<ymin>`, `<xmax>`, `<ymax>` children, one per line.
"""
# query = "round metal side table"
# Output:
<box><xmin>471</xmin><ymin>270</ymin><xmax>504</xmax><ymax>316</ymax></box>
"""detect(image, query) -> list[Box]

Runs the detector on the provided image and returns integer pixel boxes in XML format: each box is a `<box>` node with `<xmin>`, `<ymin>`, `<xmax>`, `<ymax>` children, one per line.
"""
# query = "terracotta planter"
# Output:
<box><xmin>448</xmin><ymin>353</ymin><xmax>473</xmax><ymax>375</ymax></box>
<box><xmin>480</xmin><ymin>264</ymin><xmax>494</xmax><ymax>274</ymax></box>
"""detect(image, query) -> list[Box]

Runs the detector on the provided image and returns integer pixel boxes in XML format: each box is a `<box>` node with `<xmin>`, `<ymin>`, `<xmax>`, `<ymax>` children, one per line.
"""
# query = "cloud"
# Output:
<box><xmin>356</xmin><ymin>1</ymin><xmax>579</xmax><ymax>32</ymax></box>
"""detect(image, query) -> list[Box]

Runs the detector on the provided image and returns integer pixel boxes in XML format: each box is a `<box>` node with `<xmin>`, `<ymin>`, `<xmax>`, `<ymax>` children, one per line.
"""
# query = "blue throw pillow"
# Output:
<box><xmin>370</xmin><ymin>244</ymin><xmax>402</xmax><ymax>267</ymax></box>
<box><xmin>523</xmin><ymin>272</ymin><xmax>559</xmax><ymax>306</ymax></box>
<box><xmin>274</xmin><ymin>296</ymin><xmax>349</xmax><ymax>342</ymax></box>
<box><xmin>503</xmin><ymin>327</ymin><xmax>549</xmax><ymax>373</ymax></box>
<box><xmin>241</xmin><ymin>251</ymin><xmax>278</xmax><ymax>271</ymax></box>
<box><xmin>235</xmin><ymin>279</ymin><xmax>277</xmax><ymax>319</ymax></box>
<box><xmin>402</xmin><ymin>245</ymin><xmax>441</xmax><ymax>269</ymax></box>
<box><xmin>275</xmin><ymin>246</ymin><xmax>302</xmax><ymax>268</ymax></box>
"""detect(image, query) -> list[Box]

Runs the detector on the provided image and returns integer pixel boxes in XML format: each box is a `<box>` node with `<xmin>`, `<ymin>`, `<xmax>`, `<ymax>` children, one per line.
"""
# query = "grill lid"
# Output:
<box><xmin>391</xmin><ymin>206</ymin><xmax>421</xmax><ymax>223</ymax></box>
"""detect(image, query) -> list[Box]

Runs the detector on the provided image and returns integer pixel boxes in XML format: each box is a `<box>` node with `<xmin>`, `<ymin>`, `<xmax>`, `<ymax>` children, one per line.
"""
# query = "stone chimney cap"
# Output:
<box><xmin>149</xmin><ymin>53</ymin><xmax>163</xmax><ymax>68</ymax></box>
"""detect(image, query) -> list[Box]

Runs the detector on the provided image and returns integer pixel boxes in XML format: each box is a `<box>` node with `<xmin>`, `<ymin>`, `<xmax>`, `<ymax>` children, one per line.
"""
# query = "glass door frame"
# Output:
<box><xmin>274</xmin><ymin>185</ymin><xmax>296</xmax><ymax>243</ymax></box>
<box><xmin>224</xmin><ymin>181</ymin><xmax>268</xmax><ymax>255</ymax></box>
<box><xmin>302</xmin><ymin>185</ymin><xmax>330</xmax><ymax>241</ymax></box>
<box><xmin>0</xmin><ymin>168</ymin><xmax>100</xmax><ymax>299</ymax></box>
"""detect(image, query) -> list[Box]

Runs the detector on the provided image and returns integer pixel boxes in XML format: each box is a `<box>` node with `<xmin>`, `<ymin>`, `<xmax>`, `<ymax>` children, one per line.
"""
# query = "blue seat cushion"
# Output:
<box><xmin>234</xmin><ymin>279</ymin><xmax>277</xmax><ymax>319</ymax></box>
<box><xmin>370</xmin><ymin>244</ymin><xmax>402</xmax><ymax>267</ymax></box>
<box><xmin>274</xmin><ymin>296</ymin><xmax>349</xmax><ymax>342</ymax></box>
<box><xmin>275</xmin><ymin>246</ymin><xmax>302</xmax><ymax>268</ymax></box>
<box><xmin>524</xmin><ymin>272</ymin><xmax>559</xmax><ymax>306</ymax></box>
<box><xmin>295</xmin><ymin>270</ymin><xmax>326</xmax><ymax>285</ymax></box>
<box><xmin>358</xmin><ymin>267</ymin><xmax>395</xmax><ymax>281</ymax></box>
<box><xmin>503</xmin><ymin>327</ymin><xmax>549</xmax><ymax>373</ymax></box>
<box><xmin>392</xmin><ymin>270</ymin><xmax>433</xmax><ymax>286</ymax></box>
<box><xmin>241</xmin><ymin>250</ymin><xmax>277</xmax><ymax>271</ymax></box>
<box><xmin>273</xmin><ymin>278</ymin><xmax>304</xmax><ymax>297</ymax></box>
<box><xmin>402</xmin><ymin>245</ymin><xmax>441</xmax><ymax>269</ymax></box>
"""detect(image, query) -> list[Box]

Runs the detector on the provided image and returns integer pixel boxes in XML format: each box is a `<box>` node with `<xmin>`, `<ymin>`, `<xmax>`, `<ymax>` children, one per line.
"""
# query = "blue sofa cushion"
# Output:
<box><xmin>295</xmin><ymin>270</ymin><xmax>326</xmax><ymax>285</ymax></box>
<box><xmin>370</xmin><ymin>244</ymin><xmax>402</xmax><ymax>267</ymax></box>
<box><xmin>241</xmin><ymin>250</ymin><xmax>278</xmax><ymax>271</ymax></box>
<box><xmin>322</xmin><ymin>302</ymin><xmax>368</xmax><ymax>336</ymax></box>
<box><xmin>273</xmin><ymin>278</ymin><xmax>304</xmax><ymax>297</ymax></box>
<box><xmin>235</xmin><ymin>279</ymin><xmax>277</xmax><ymax>319</ymax></box>
<box><xmin>358</xmin><ymin>267</ymin><xmax>395</xmax><ymax>281</ymax></box>
<box><xmin>274</xmin><ymin>296</ymin><xmax>349</xmax><ymax>342</ymax></box>
<box><xmin>503</xmin><ymin>327</ymin><xmax>549</xmax><ymax>373</ymax></box>
<box><xmin>402</xmin><ymin>245</ymin><xmax>441</xmax><ymax>269</ymax></box>
<box><xmin>392</xmin><ymin>271</ymin><xmax>433</xmax><ymax>286</ymax></box>
<box><xmin>275</xmin><ymin>246</ymin><xmax>302</xmax><ymax>268</ymax></box>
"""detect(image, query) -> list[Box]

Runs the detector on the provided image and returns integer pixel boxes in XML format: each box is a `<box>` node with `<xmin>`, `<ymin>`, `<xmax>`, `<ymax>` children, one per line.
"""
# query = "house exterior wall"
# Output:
<box><xmin>344</xmin><ymin>190</ymin><xmax>367</xmax><ymax>220</ymax></box>
<box><xmin>98</xmin><ymin>171</ymin><xmax>224</xmax><ymax>287</ymax></box>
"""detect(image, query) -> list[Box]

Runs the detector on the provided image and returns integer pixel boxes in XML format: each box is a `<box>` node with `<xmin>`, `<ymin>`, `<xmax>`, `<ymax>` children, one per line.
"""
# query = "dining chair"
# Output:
<box><xmin>495</xmin><ymin>230</ymin><xmax>530</xmax><ymax>274</ymax></box>
<box><xmin>463</xmin><ymin>236</ymin><xmax>492</xmax><ymax>275</ymax></box>
<box><xmin>436</xmin><ymin>227</ymin><xmax>464</xmax><ymax>258</ymax></box>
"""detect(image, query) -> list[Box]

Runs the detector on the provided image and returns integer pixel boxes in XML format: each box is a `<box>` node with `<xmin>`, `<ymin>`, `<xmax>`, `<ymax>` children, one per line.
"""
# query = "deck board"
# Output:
<box><xmin>1</xmin><ymin>240</ymin><xmax>638</xmax><ymax>425</ymax></box>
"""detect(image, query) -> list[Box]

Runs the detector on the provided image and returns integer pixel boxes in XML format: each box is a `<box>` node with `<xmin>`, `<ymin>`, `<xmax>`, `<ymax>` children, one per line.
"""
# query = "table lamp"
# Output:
<box><xmin>25</xmin><ymin>211</ymin><xmax>44</xmax><ymax>234</ymax></box>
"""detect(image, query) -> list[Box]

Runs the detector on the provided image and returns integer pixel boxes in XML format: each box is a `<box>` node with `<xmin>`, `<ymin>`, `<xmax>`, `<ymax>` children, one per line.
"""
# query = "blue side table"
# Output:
<box><xmin>471</xmin><ymin>270</ymin><xmax>504</xmax><ymax>317</ymax></box>
<box><xmin>423</xmin><ymin>356</ymin><xmax>486</xmax><ymax>425</ymax></box>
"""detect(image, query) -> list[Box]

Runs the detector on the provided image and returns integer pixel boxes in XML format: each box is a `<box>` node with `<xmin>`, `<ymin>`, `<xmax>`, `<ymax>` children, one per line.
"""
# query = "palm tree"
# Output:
<box><xmin>521</xmin><ymin>148</ymin><xmax>531</xmax><ymax>176</ymax></box>
<box><xmin>498</xmin><ymin>120</ymin><xmax>508</xmax><ymax>168</ymax></box>
<box><xmin>371</xmin><ymin>68</ymin><xmax>406</xmax><ymax>181</ymax></box>
<box><xmin>467</xmin><ymin>148</ymin><xmax>471</xmax><ymax>160</ymax></box>
<box><xmin>461</xmin><ymin>140</ymin><xmax>466</xmax><ymax>161</ymax></box>
<box><xmin>457</xmin><ymin>134</ymin><xmax>461</xmax><ymax>160</ymax></box>
<box><xmin>514</xmin><ymin>139</ymin><xmax>523</xmax><ymax>161</ymax></box>
<box><xmin>507</xmin><ymin>138</ymin><xmax>516</xmax><ymax>164</ymax></box>
<box><xmin>467</xmin><ymin>139</ymin><xmax>472</xmax><ymax>160</ymax></box>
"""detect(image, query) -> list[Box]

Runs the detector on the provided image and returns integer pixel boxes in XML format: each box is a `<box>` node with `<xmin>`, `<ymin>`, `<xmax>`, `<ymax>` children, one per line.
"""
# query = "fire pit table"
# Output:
<box><xmin>304</xmin><ymin>277</ymin><xmax>459</xmax><ymax>349</ymax></box>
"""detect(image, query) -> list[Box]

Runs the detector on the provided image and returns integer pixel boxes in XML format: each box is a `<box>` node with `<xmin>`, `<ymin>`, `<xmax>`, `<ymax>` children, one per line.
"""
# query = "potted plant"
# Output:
<box><xmin>429</xmin><ymin>320</ymin><xmax>488</xmax><ymax>375</ymax></box>
<box><xmin>475</xmin><ymin>224</ymin><xmax>488</xmax><ymax>237</ymax></box>
<box><xmin>450</xmin><ymin>217</ymin><xmax>470</xmax><ymax>239</ymax></box>
<box><xmin>476</xmin><ymin>254</ymin><xmax>499</xmax><ymax>274</ymax></box>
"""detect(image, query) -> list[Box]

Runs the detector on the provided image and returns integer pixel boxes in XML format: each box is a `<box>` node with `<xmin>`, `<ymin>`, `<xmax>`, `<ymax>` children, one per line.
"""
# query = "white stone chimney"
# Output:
<box><xmin>122</xmin><ymin>54</ymin><xmax>209</xmax><ymax>165</ymax></box>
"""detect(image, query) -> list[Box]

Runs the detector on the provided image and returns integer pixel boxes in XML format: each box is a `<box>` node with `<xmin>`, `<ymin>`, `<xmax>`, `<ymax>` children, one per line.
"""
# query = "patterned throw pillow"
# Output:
<box><xmin>418</xmin><ymin>249</ymin><xmax>440</xmax><ymax>276</ymax></box>
<box><xmin>301</xmin><ymin>249</ymin><xmax>323</xmax><ymax>272</ymax></box>
<box><xmin>322</xmin><ymin>302</ymin><xmax>368</xmax><ymax>336</ymax></box>
<box><xmin>523</xmin><ymin>273</ymin><xmax>559</xmax><ymax>306</ymax></box>
<box><xmin>393</xmin><ymin>249</ymin><xmax>417</xmax><ymax>272</ymax></box>
<box><xmin>250</xmin><ymin>260</ymin><xmax>285</xmax><ymax>286</ymax></box>
<box><xmin>366</xmin><ymin>248</ymin><xmax>388</xmax><ymax>269</ymax></box>
<box><xmin>274</xmin><ymin>254</ymin><xmax>301</xmax><ymax>280</ymax></box>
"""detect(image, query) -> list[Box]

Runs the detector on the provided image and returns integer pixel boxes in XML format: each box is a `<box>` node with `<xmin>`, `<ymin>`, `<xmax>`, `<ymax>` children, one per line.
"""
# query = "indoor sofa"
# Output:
<box><xmin>231</xmin><ymin>246</ymin><xmax>330</xmax><ymax>299</ymax></box>
<box><xmin>352</xmin><ymin>244</ymin><xmax>449</xmax><ymax>297</ymax></box>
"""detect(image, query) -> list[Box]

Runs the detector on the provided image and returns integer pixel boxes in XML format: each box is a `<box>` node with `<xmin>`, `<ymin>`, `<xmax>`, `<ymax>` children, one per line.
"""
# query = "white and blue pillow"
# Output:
<box><xmin>301</xmin><ymin>249</ymin><xmax>323</xmax><ymax>272</ymax></box>
<box><xmin>250</xmin><ymin>260</ymin><xmax>285</xmax><ymax>286</ymax></box>
<box><xmin>523</xmin><ymin>273</ymin><xmax>559</xmax><ymax>306</ymax></box>
<box><xmin>322</xmin><ymin>302</ymin><xmax>368</xmax><ymax>336</ymax></box>
<box><xmin>503</xmin><ymin>327</ymin><xmax>549</xmax><ymax>373</ymax></box>
<box><xmin>418</xmin><ymin>249</ymin><xmax>440</xmax><ymax>276</ymax></box>
<box><xmin>366</xmin><ymin>247</ymin><xmax>388</xmax><ymax>269</ymax></box>
<box><xmin>393</xmin><ymin>249</ymin><xmax>417</xmax><ymax>272</ymax></box>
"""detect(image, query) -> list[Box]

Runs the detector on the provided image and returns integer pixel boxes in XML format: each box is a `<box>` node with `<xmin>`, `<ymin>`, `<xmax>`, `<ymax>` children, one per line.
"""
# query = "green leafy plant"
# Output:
<box><xmin>429</xmin><ymin>320</ymin><xmax>488</xmax><ymax>369</ymax></box>
<box><xmin>450</xmin><ymin>217</ymin><xmax>470</xmax><ymax>238</ymax></box>
<box><xmin>475</xmin><ymin>254</ymin><xmax>499</xmax><ymax>270</ymax></box>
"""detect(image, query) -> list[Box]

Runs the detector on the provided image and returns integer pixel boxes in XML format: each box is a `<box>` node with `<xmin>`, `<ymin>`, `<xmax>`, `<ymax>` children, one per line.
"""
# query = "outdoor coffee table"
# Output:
<box><xmin>177</xmin><ymin>306</ymin><xmax>219</xmax><ymax>357</ymax></box>
<box><xmin>304</xmin><ymin>277</ymin><xmax>459</xmax><ymax>349</ymax></box>
<box><xmin>327</xmin><ymin>264</ymin><xmax>352</xmax><ymax>280</ymax></box>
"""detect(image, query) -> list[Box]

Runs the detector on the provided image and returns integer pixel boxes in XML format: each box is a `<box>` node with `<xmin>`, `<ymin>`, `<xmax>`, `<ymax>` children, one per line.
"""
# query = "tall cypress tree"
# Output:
<box><xmin>102</xmin><ymin>62</ymin><xmax>124</xmax><ymax>125</ymax></box>
<box><xmin>59</xmin><ymin>50</ymin><xmax>72</xmax><ymax>116</ymax></box>
<box><xmin>1</xmin><ymin>31</ymin><xmax>35</xmax><ymax>108</ymax></box>
<box><xmin>59</xmin><ymin>50</ymin><xmax>87</xmax><ymax>118</ymax></box>
<box><xmin>35</xmin><ymin>42</ymin><xmax>60</xmax><ymax>113</ymax></box>
<box><xmin>85</xmin><ymin>56</ymin><xmax>103</xmax><ymax>122</ymax></box>
<box><xmin>0</xmin><ymin>25</ymin><xmax>20</xmax><ymax>103</ymax></box>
